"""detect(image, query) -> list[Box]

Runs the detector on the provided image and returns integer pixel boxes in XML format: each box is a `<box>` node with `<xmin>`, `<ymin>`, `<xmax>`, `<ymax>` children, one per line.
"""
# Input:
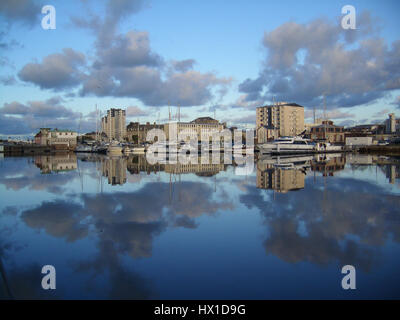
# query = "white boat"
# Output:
<box><xmin>107</xmin><ymin>141</ymin><xmax>123</xmax><ymax>155</ymax></box>
<box><xmin>93</xmin><ymin>144</ymin><xmax>108</xmax><ymax>154</ymax></box>
<box><xmin>315</xmin><ymin>142</ymin><xmax>343</xmax><ymax>152</ymax></box>
<box><xmin>123</xmin><ymin>146</ymin><xmax>145</xmax><ymax>154</ymax></box>
<box><xmin>259</xmin><ymin>137</ymin><xmax>315</xmax><ymax>155</ymax></box>
<box><xmin>75</xmin><ymin>144</ymin><xmax>93</xmax><ymax>152</ymax></box>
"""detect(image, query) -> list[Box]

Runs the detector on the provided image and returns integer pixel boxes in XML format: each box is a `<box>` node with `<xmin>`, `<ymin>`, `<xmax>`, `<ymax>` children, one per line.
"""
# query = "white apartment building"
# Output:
<box><xmin>101</xmin><ymin>108</ymin><xmax>126</xmax><ymax>141</ymax></box>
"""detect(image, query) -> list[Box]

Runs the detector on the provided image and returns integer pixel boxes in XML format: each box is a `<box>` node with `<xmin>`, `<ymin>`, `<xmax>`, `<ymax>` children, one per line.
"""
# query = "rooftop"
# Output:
<box><xmin>258</xmin><ymin>102</ymin><xmax>304</xmax><ymax>108</ymax></box>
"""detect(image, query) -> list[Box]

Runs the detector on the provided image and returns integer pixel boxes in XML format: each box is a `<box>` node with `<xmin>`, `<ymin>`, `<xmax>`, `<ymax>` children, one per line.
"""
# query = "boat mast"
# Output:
<box><xmin>95</xmin><ymin>104</ymin><xmax>98</xmax><ymax>142</ymax></box>
<box><xmin>323</xmin><ymin>94</ymin><xmax>327</xmax><ymax>141</ymax></box>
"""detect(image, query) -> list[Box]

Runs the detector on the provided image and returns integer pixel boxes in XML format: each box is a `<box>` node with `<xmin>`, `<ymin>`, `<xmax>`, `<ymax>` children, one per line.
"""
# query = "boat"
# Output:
<box><xmin>315</xmin><ymin>142</ymin><xmax>343</xmax><ymax>152</ymax></box>
<box><xmin>258</xmin><ymin>136</ymin><xmax>315</xmax><ymax>155</ymax></box>
<box><xmin>123</xmin><ymin>146</ymin><xmax>146</xmax><ymax>154</ymax></box>
<box><xmin>107</xmin><ymin>141</ymin><xmax>123</xmax><ymax>155</ymax></box>
<box><xmin>75</xmin><ymin>144</ymin><xmax>93</xmax><ymax>153</ymax></box>
<box><xmin>92</xmin><ymin>143</ymin><xmax>108</xmax><ymax>154</ymax></box>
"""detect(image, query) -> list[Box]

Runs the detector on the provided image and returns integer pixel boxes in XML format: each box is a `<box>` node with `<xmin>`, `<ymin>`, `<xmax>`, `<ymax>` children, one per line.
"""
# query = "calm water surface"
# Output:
<box><xmin>0</xmin><ymin>153</ymin><xmax>399</xmax><ymax>299</ymax></box>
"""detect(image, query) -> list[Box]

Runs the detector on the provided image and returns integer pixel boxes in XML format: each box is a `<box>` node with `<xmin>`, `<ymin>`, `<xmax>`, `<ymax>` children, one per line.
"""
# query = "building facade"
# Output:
<box><xmin>164</xmin><ymin>117</ymin><xmax>226</xmax><ymax>142</ymax></box>
<box><xmin>345</xmin><ymin>136</ymin><xmax>373</xmax><ymax>146</ymax></box>
<box><xmin>34</xmin><ymin>128</ymin><xmax>77</xmax><ymax>148</ymax></box>
<box><xmin>385</xmin><ymin>113</ymin><xmax>400</xmax><ymax>134</ymax></box>
<box><xmin>126</xmin><ymin>122</ymin><xmax>164</xmax><ymax>144</ymax></box>
<box><xmin>101</xmin><ymin>108</ymin><xmax>126</xmax><ymax>141</ymax></box>
<box><xmin>310</xmin><ymin>120</ymin><xmax>345</xmax><ymax>144</ymax></box>
<box><xmin>256</xmin><ymin>102</ymin><xmax>304</xmax><ymax>142</ymax></box>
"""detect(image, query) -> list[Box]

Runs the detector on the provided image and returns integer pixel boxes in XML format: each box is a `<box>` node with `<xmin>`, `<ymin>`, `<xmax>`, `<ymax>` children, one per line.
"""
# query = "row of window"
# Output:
<box><xmin>313</xmin><ymin>128</ymin><xmax>343</xmax><ymax>132</ymax></box>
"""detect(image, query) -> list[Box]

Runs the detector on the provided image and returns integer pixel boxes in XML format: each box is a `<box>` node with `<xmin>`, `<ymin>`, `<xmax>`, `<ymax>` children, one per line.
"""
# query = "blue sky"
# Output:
<box><xmin>0</xmin><ymin>0</ymin><xmax>400</xmax><ymax>136</ymax></box>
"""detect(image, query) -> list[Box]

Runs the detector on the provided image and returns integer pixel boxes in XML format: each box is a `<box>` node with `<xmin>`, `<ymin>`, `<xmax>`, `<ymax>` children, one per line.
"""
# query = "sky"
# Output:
<box><xmin>0</xmin><ymin>0</ymin><xmax>400</xmax><ymax>136</ymax></box>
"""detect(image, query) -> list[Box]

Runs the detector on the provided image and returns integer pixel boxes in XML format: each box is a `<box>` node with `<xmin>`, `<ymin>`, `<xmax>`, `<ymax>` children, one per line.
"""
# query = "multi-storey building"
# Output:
<box><xmin>101</xmin><ymin>108</ymin><xmax>126</xmax><ymax>141</ymax></box>
<box><xmin>256</xmin><ymin>102</ymin><xmax>304</xmax><ymax>142</ymax></box>
<box><xmin>385</xmin><ymin>113</ymin><xmax>400</xmax><ymax>134</ymax></box>
<box><xmin>164</xmin><ymin>117</ymin><xmax>226</xmax><ymax>142</ymax></box>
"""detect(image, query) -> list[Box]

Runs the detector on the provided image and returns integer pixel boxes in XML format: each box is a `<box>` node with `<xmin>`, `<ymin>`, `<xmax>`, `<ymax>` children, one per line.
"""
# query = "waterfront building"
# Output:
<box><xmin>310</xmin><ymin>120</ymin><xmax>345</xmax><ymax>144</ymax></box>
<box><xmin>304</xmin><ymin>118</ymin><xmax>324</xmax><ymax>134</ymax></box>
<box><xmin>126</xmin><ymin>122</ymin><xmax>164</xmax><ymax>144</ymax></box>
<box><xmin>164</xmin><ymin>117</ymin><xmax>226</xmax><ymax>142</ymax></box>
<box><xmin>385</xmin><ymin>113</ymin><xmax>400</xmax><ymax>134</ymax></box>
<box><xmin>34</xmin><ymin>128</ymin><xmax>77</xmax><ymax>148</ymax></box>
<box><xmin>345</xmin><ymin>136</ymin><xmax>373</xmax><ymax>147</ymax></box>
<box><xmin>346</xmin><ymin>124</ymin><xmax>385</xmax><ymax>135</ymax></box>
<box><xmin>101</xmin><ymin>108</ymin><xmax>126</xmax><ymax>142</ymax></box>
<box><xmin>256</xmin><ymin>102</ymin><xmax>305</xmax><ymax>142</ymax></box>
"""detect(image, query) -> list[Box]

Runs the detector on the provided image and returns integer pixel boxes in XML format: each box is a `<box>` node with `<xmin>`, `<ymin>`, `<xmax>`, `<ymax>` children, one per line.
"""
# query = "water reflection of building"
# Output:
<box><xmin>257</xmin><ymin>165</ymin><xmax>305</xmax><ymax>193</ymax></box>
<box><xmin>256</xmin><ymin>154</ymin><xmax>347</xmax><ymax>193</ymax></box>
<box><xmin>126</xmin><ymin>155</ymin><xmax>165</xmax><ymax>174</ymax></box>
<box><xmin>346</xmin><ymin>153</ymin><xmax>376</xmax><ymax>165</ymax></box>
<box><xmin>101</xmin><ymin>157</ymin><xmax>127</xmax><ymax>185</ymax></box>
<box><xmin>386</xmin><ymin>165</ymin><xmax>400</xmax><ymax>184</ymax></box>
<box><xmin>311</xmin><ymin>154</ymin><xmax>346</xmax><ymax>176</ymax></box>
<box><xmin>165</xmin><ymin>162</ymin><xmax>226</xmax><ymax>176</ymax></box>
<box><xmin>126</xmin><ymin>154</ymin><xmax>226</xmax><ymax>176</ymax></box>
<box><xmin>34</xmin><ymin>153</ymin><xmax>77</xmax><ymax>173</ymax></box>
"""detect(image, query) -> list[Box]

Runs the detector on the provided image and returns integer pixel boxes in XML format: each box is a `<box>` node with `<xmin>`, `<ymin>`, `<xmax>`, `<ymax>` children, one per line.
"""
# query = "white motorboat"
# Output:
<box><xmin>259</xmin><ymin>136</ymin><xmax>315</xmax><ymax>155</ymax></box>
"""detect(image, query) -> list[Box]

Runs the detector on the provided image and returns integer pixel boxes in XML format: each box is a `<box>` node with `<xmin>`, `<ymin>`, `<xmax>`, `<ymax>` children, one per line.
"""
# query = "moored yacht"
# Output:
<box><xmin>259</xmin><ymin>136</ymin><xmax>315</xmax><ymax>155</ymax></box>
